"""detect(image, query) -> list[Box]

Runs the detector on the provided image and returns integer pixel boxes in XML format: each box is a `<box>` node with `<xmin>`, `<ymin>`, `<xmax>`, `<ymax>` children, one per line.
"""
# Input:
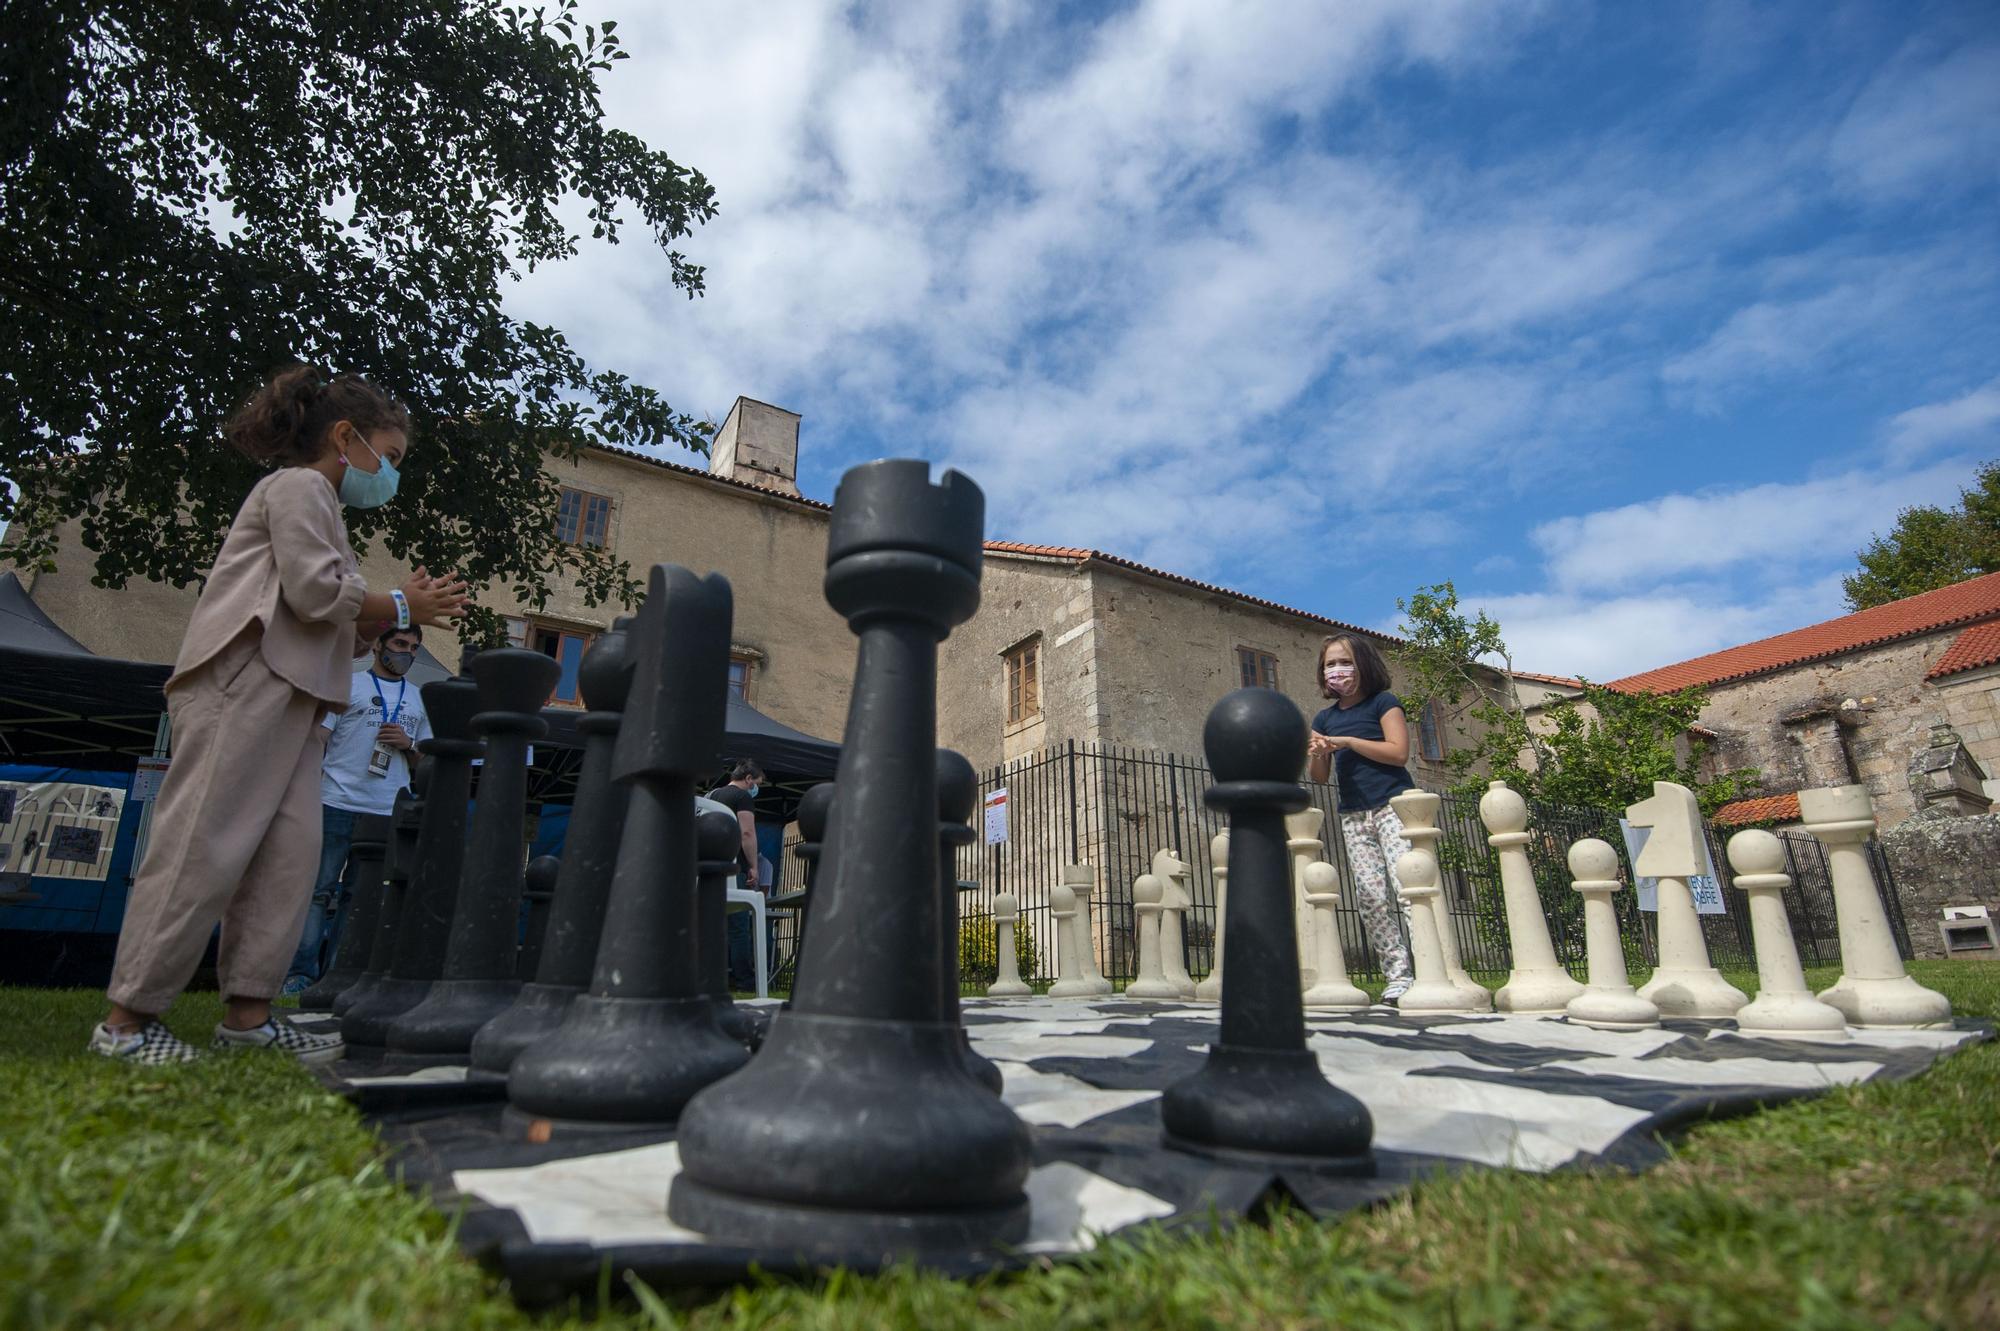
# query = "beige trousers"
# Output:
<box><xmin>107</xmin><ymin>631</ymin><xmax>328</xmax><ymax>1013</ymax></box>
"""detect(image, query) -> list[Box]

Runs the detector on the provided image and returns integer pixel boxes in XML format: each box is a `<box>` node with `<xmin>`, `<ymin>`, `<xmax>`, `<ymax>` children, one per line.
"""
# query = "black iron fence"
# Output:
<box><xmin>770</xmin><ymin>741</ymin><xmax>1913</xmax><ymax>987</ymax></box>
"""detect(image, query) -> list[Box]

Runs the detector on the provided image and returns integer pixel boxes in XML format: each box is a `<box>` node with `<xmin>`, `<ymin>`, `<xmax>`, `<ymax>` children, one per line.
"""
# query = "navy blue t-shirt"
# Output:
<box><xmin>1311</xmin><ymin>690</ymin><xmax>1415</xmax><ymax>812</ymax></box>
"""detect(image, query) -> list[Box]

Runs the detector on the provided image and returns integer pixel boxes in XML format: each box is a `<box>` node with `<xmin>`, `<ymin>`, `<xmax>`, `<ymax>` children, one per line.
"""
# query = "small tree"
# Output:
<box><xmin>1843</xmin><ymin>459</ymin><xmax>2000</xmax><ymax>610</ymax></box>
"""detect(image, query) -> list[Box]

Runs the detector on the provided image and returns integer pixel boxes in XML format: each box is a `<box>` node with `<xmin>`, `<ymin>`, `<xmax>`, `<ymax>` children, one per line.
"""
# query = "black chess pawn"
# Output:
<box><xmin>697</xmin><ymin>807</ymin><xmax>766</xmax><ymax>1049</ymax></box>
<box><xmin>937</xmin><ymin>749</ymin><xmax>1003</xmax><ymax>1095</ymax></box>
<box><xmin>505</xmin><ymin>565</ymin><xmax>749</xmax><ymax>1135</ymax></box>
<box><xmin>1159</xmin><ymin>688</ymin><xmax>1374</xmax><ymax>1174</ymax></box>
<box><xmin>515</xmin><ymin>854</ymin><xmax>562</xmax><ymax>981</ymax></box>
<box><xmin>334</xmin><ymin>765</ymin><xmax>428</xmax><ymax>1020</ymax></box>
<box><xmin>469</xmin><ymin>620</ymin><xmax>636</xmax><ymax>1077</ymax></box>
<box><xmin>383</xmin><ymin>648</ymin><xmax>559</xmax><ymax>1066</ymax></box>
<box><xmin>670</xmin><ymin>461</ymin><xmax>1033</xmax><ymax>1253</ymax></box>
<box><xmin>340</xmin><ymin>676</ymin><xmax>485</xmax><ymax>1056</ymax></box>
<box><xmin>297</xmin><ymin>814</ymin><xmax>390</xmax><ymax>1010</ymax></box>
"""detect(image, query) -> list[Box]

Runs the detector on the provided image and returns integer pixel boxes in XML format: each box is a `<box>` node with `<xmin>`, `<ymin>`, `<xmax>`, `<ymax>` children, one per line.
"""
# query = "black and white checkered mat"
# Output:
<box><xmin>301</xmin><ymin>998</ymin><xmax>1988</xmax><ymax>1304</ymax></box>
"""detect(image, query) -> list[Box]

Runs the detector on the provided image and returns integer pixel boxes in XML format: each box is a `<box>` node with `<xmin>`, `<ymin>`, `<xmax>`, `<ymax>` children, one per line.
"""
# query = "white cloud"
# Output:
<box><xmin>1826</xmin><ymin>41</ymin><xmax>2000</xmax><ymax>203</ymax></box>
<box><xmin>1529</xmin><ymin>462</ymin><xmax>1975</xmax><ymax>593</ymax></box>
<box><xmin>1885</xmin><ymin>375</ymin><xmax>2000</xmax><ymax>460</ymax></box>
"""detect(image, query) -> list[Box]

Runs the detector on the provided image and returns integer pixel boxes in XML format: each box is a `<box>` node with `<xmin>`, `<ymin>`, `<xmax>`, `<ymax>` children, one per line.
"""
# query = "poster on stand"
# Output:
<box><xmin>0</xmin><ymin>779</ymin><xmax>128</xmax><ymax>881</ymax></box>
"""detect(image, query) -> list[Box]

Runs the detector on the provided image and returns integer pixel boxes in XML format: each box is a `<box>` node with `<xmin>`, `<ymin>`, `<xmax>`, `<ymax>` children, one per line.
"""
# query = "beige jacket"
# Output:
<box><xmin>170</xmin><ymin>467</ymin><xmax>367</xmax><ymax>707</ymax></box>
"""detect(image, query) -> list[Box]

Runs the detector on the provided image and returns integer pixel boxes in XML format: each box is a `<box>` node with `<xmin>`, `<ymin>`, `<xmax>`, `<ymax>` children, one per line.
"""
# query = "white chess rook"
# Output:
<box><xmin>1046</xmin><ymin>882</ymin><xmax>1094</xmax><ymax>998</ymax></box>
<box><xmin>1284</xmin><ymin>809</ymin><xmax>1325</xmax><ymax>987</ymax></box>
<box><xmin>1300</xmin><ymin>861</ymin><xmax>1369</xmax><ymax>1010</ymax></box>
<box><xmin>1389</xmin><ymin>790</ymin><xmax>1490</xmax><ymax>1012</ymax></box>
<box><xmin>987</xmin><ymin>891</ymin><xmax>1030</xmax><ymax>997</ymax></box>
<box><xmin>1193</xmin><ymin>831</ymin><xmax>1228</xmax><ymax>1002</ymax></box>
<box><xmin>1065</xmin><ymin>864</ymin><xmax>1114</xmax><ymax>996</ymax></box>
<box><xmin>1152</xmin><ymin>849</ymin><xmax>1199</xmax><ymax>998</ymax></box>
<box><xmin>1127</xmin><ymin>873</ymin><xmax>1183</xmax><ymax>999</ymax></box>
<box><xmin>1390</xmin><ymin>849</ymin><xmax>1472</xmax><ymax>1014</ymax></box>
<box><xmin>1562</xmin><ymin>838</ymin><xmax>1660</xmax><ymax>1031</ymax></box>
<box><xmin>1798</xmin><ymin>785</ymin><xmax>1951</xmax><ymax>1029</ymax></box>
<box><xmin>1724</xmin><ymin>830</ymin><xmax>1846</xmax><ymax>1038</ymax></box>
<box><xmin>1628</xmin><ymin>781</ymin><xmax>1748</xmax><ymax>1019</ymax></box>
<box><xmin>1479</xmin><ymin>781</ymin><xmax>1587</xmax><ymax>1014</ymax></box>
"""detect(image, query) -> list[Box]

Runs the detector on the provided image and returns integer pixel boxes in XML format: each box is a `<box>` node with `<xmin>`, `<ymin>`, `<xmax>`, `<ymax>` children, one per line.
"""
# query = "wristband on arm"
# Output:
<box><xmin>390</xmin><ymin>588</ymin><xmax>411</xmax><ymax>629</ymax></box>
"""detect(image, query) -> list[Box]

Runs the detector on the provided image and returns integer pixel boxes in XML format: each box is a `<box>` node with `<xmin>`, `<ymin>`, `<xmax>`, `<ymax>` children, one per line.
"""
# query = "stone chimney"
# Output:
<box><xmin>707</xmin><ymin>397</ymin><xmax>801</xmax><ymax>497</ymax></box>
<box><xmin>1906</xmin><ymin>720</ymin><xmax>1994</xmax><ymax>819</ymax></box>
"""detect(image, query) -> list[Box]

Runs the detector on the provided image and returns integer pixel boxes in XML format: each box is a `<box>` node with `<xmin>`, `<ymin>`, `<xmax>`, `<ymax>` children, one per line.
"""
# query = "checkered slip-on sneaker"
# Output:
<box><xmin>88</xmin><ymin>1020</ymin><xmax>201</xmax><ymax>1065</ymax></box>
<box><xmin>212</xmin><ymin>1017</ymin><xmax>345</xmax><ymax>1065</ymax></box>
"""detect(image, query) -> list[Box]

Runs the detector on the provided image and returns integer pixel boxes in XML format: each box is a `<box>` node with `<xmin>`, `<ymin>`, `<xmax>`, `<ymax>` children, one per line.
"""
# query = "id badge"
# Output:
<box><xmin>368</xmin><ymin>743</ymin><xmax>396</xmax><ymax>778</ymax></box>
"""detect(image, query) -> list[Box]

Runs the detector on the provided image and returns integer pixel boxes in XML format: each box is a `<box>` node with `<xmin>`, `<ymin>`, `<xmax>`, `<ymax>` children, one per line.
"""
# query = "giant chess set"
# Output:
<box><xmin>288</xmin><ymin>459</ymin><xmax>1987</xmax><ymax>1302</ymax></box>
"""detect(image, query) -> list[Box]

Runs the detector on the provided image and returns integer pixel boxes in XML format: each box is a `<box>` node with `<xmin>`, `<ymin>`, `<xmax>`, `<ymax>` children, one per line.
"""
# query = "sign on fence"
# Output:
<box><xmin>132</xmin><ymin>757</ymin><xmax>171</xmax><ymax>803</ymax></box>
<box><xmin>1618</xmin><ymin>818</ymin><xmax>1725</xmax><ymax>915</ymax></box>
<box><xmin>983</xmin><ymin>788</ymin><xmax>1009</xmax><ymax>845</ymax></box>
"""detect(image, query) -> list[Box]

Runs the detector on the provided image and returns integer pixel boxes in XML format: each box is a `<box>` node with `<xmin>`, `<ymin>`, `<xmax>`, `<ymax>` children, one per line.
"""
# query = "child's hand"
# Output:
<box><xmin>403</xmin><ymin>568</ymin><xmax>469</xmax><ymax>626</ymax></box>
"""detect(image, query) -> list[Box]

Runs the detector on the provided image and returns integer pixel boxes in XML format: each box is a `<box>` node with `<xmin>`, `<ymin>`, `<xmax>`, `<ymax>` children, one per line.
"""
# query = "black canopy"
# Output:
<box><xmin>0</xmin><ymin>573</ymin><xmax>169</xmax><ymax>769</ymax></box>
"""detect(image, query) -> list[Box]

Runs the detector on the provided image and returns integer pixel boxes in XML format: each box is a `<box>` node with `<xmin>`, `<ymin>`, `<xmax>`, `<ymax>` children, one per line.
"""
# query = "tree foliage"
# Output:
<box><xmin>1</xmin><ymin>0</ymin><xmax>715</xmax><ymax>638</ymax></box>
<box><xmin>1843</xmin><ymin>459</ymin><xmax>2000</xmax><ymax>610</ymax></box>
<box><xmin>1395</xmin><ymin>582</ymin><xmax>1760</xmax><ymax>816</ymax></box>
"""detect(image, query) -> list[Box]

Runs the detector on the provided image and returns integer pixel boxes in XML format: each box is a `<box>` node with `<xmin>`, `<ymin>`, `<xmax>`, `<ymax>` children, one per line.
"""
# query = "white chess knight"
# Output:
<box><xmin>1388</xmin><ymin>789</ymin><xmax>1489</xmax><ymax>1012</ymax></box>
<box><xmin>1798</xmin><ymin>785</ymin><xmax>1951</xmax><ymax>1029</ymax></box>
<box><xmin>1149</xmin><ymin>849</ymin><xmax>1198</xmax><ymax>997</ymax></box>
<box><xmin>986</xmin><ymin>890</ymin><xmax>1031</xmax><ymax>997</ymax></box>
<box><xmin>1723</xmin><ymin>830</ymin><xmax>1846</xmax><ymax>1039</ymax></box>
<box><xmin>1284</xmin><ymin>809</ymin><xmax>1326</xmax><ymax>987</ymax></box>
<box><xmin>1126</xmin><ymin>872</ymin><xmax>1184</xmax><ymax>999</ymax></box>
<box><xmin>1300</xmin><ymin>861</ymin><xmax>1369</xmax><ymax>1010</ymax></box>
<box><xmin>1063</xmin><ymin>863</ymin><xmax>1114</xmax><ymax>996</ymax></box>
<box><xmin>1628</xmin><ymin>781</ymin><xmax>1748</xmax><ymax>1019</ymax></box>
<box><xmin>1046</xmin><ymin>880</ymin><xmax>1094</xmax><ymax>998</ymax></box>
<box><xmin>1478</xmin><ymin>781</ymin><xmax>1587</xmax><ymax>1014</ymax></box>
<box><xmin>1390</xmin><ymin>849</ymin><xmax>1474</xmax><ymax>1014</ymax></box>
<box><xmin>1562</xmin><ymin>838</ymin><xmax>1660</xmax><ymax>1031</ymax></box>
<box><xmin>1193</xmin><ymin>831</ymin><xmax>1228</xmax><ymax>1001</ymax></box>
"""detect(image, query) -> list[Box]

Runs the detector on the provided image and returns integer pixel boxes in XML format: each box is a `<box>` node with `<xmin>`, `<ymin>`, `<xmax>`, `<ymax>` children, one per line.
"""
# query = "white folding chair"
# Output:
<box><xmin>725</xmin><ymin>876</ymin><xmax>770</xmax><ymax>999</ymax></box>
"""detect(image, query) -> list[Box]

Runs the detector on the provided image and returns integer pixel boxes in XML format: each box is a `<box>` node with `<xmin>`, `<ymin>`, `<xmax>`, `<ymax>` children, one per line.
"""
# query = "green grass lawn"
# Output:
<box><xmin>3</xmin><ymin>964</ymin><xmax>1996</xmax><ymax>1330</ymax></box>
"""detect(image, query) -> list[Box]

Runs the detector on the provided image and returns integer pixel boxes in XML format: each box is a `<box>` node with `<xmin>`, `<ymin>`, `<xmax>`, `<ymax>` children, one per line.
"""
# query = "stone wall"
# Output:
<box><xmin>1879</xmin><ymin>809</ymin><xmax>2000</xmax><ymax>960</ymax></box>
<box><xmin>1694</xmin><ymin>632</ymin><xmax>2000</xmax><ymax>828</ymax></box>
<box><xmin>936</xmin><ymin>554</ymin><xmax>1100</xmax><ymax>771</ymax></box>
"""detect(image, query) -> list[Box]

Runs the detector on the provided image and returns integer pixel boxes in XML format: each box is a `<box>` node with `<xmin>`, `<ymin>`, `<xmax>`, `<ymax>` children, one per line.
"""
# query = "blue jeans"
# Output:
<box><xmin>287</xmin><ymin>806</ymin><xmax>358</xmax><ymax>983</ymax></box>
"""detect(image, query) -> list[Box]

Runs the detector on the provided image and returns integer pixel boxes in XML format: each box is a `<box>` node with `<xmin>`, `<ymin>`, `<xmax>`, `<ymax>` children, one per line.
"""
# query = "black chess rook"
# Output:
<box><xmin>1159</xmin><ymin>687</ymin><xmax>1375</xmax><ymax>1174</ymax></box>
<box><xmin>669</xmin><ymin>460</ymin><xmax>1033</xmax><ymax>1254</ymax></box>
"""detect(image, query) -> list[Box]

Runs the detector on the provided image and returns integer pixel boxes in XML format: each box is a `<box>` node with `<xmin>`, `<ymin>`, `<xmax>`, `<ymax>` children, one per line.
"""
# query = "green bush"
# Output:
<box><xmin>959</xmin><ymin>912</ymin><xmax>1040</xmax><ymax>986</ymax></box>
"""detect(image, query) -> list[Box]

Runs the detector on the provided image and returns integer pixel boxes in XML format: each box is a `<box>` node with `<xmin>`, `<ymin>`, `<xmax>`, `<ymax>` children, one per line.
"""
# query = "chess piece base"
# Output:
<box><xmin>1160</xmin><ymin>1045</ymin><xmax>1374</xmax><ymax>1169</ymax></box>
<box><xmin>338</xmin><ymin>975</ymin><xmax>434</xmax><ymax>1049</ymax></box>
<box><xmin>668</xmin><ymin>1175</ymin><xmax>1031</xmax><ymax>1255</ymax></box>
<box><xmin>1496</xmin><ymin>970</ymin><xmax>1588</xmax><ymax>1016</ymax></box>
<box><xmin>294</xmin><ymin>975</ymin><xmax>350</xmax><ymax>1012</ymax></box>
<box><xmin>506</xmin><ymin>993</ymin><xmax>750</xmax><ymax>1127</ymax></box>
<box><xmin>962</xmin><ymin>1031</ymin><xmax>1005</xmax><ymax>1094</ymax></box>
<box><xmin>1564</xmin><ymin>987</ymin><xmax>1661</xmax><ymax>1030</ymax></box>
<box><xmin>1123</xmin><ymin>978</ymin><xmax>1185</xmax><ymax>1000</ymax></box>
<box><xmin>1635</xmin><ymin>968</ymin><xmax>1749</xmax><ymax>1020</ymax></box>
<box><xmin>1046</xmin><ymin>978</ymin><xmax>1099</xmax><ymax>998</ymax></box>
<box><xmin>1735</xmin><ymin>991</ymin><xmax>1848</xmax><ymax>1038</ymax></box>
<box><xmin>332</xmin><ymin>971</ymin><xmax>385</xmax><ymax>1020</ymax></box>
<box><xmin>1446</xmin><ymin>975</ymin><xmax>1494</xmax><ymax>1011</ymax></box>
<box><xmin>985</xmin><ymin>979</ymin><xmax>1031</xmax><ymax>998</ymax></box>
<box><xmin>1394</xmin><ymin>978</ymin><xmax>1479</xmax><ymax>1015</ymax></box>
<box><xmin>383</xmin><ymin>978</ymin><xmax>523</xmax><ymax>1062</ymax></box>
<box><xmin>1300</xmin><ymin>981</ymin><xmax>1369</xmax><ymax>1011</ymax></box>
<box><xmin>1816</xmin><ymin>975</ymin><xmax>1950</xmax><ymax>1029</ymax></box>
<box><xmin>469</xmin><ymin>981</ymin><xmax>581</xmax><ymax>1076</ymax></box>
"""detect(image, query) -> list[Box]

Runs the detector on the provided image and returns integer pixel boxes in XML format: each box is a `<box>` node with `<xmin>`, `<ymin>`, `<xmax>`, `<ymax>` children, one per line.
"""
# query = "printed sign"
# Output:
<box><xmin>132</xmin><ymin>757</ymin><xmax>171</xmax><ymax>803</ymax></box>
<box><xmin>0</xmin><ymin>780</ymin><xmax>127</xmax><ymax>882</ymax></box>
<box><xmin>1618</xmin><ymin>818</ymin><xmax>1726</xmax><ymax>915</ymax></box>
<box><xmin>983</xmin><ymin>789</ymin><xmax>1009</xmax><ymax>846</ymax></box>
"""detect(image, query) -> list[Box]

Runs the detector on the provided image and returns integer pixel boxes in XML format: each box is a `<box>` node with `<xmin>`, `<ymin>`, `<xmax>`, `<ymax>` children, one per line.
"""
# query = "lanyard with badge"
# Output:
<box><xmin>368</xmin><ymin>673</ymin><xmax>407</xmax><ymax>778</ymax></box>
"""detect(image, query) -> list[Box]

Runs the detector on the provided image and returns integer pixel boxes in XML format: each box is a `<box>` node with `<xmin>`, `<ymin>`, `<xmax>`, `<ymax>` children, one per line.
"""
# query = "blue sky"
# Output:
<box><xmin>510</xmin><ymin>0</ymin><xmax>2000</xmax><ymax>680</ymax></box>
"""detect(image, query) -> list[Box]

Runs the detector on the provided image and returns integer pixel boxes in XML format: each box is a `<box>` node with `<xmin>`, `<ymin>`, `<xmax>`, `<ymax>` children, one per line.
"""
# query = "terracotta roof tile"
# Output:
<box><xmin>1510</xmin><ymin>669</ymin><xmax>1584</xmax><ymax>689</ymax></box>
<box><xmin>1608</xmin><ymin>572</ymin><xmax>2000</xmax><ymax>693</ymax></box>
<box><xmin>1925</xmin><ymin>620</ymin><xmax>2000</xmax><ymax>680</ymax></box>
<box><xmin>1712</xmin><ymin>792</ymin><xmax>1802</xmax><ymax>826</ymax></box>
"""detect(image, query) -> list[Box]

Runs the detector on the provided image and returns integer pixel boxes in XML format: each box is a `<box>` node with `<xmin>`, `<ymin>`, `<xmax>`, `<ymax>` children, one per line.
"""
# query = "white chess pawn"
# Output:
<box><xmin>1300</xmin><ymin>861</ymin><xmax>1369</xmax><ymax>1010</ymax></box>
<box><xmin>1724</xmin><ymin>830</ymin><xmax>1846</xmax><ymax>1038</ymax></box>
<box><xmin>1479</xmin><ymin>781</ymin><xmax>1587</xmax><ymax>1014</ymax></box>
<box><xmin>1126</xmin><ymin>872</ymin><xmax>1181</xmax><ymax>999</ymax></box>
<box><xmin>1798</xmin><ymin>786</ymin><xmax>1951</xmax><ymax>1029</ymax></box>
<box><xmin>987</xmin><ymin>891</ymin><xmax>1031</xmax><ymax>997</ymax></box>
<box><xmin>1562</xmin><ymin>839</ymin><xmax>1660</xmax><ymax>1031</ymax></box>
<box><xmin>1194</xmin><ymin>831</ymin><xmax>1228</xmax><ymax>1001</ymax></box>
<box><xmin>1389</xmin><ymin>789</ymin><xmax>1490</xmax><ymax>1012</ymax></box>
<box><xmin>1152</xmin><ymin>850</ymin><xmax>1198</xmax><ymax>998</ymax></box>
<box><xmin>1046</xmin><ymin>881</ymin><xmax>1093</xmax><ymax>998</ymax></box>
<box><xmin>1389</xmin><ymin>849</ymin><xmax>1469</xmax><ymax>1013</ymax></box>
<box><xmin>1283</xmin><ymin>809</ymin><xmax>1324</xmax><ymax>987</ymax></box>
<box><xmin>1062</xmin><ymin>864</ymin><xmax>1114</xmax><ymax>995</ymax></box>
<box><xmin>1628</xmin><ymin>781</ymin><xmax>1748</xmax><ymax>1019</ymax></box>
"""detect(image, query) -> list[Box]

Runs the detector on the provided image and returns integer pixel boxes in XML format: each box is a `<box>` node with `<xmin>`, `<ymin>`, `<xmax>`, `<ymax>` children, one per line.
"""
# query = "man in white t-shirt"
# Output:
<box><xmin>281</xmin><ymin>625</ymin><xmax>432</xmax><ymax>993</ymax></box>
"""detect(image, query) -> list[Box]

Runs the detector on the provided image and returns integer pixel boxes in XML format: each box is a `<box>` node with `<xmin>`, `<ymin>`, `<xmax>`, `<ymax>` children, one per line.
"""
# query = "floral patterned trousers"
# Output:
<box><xmin>1339</xmin><ymin>803</ymin><xmax>1414</xmax><ymax>985</ymax></box>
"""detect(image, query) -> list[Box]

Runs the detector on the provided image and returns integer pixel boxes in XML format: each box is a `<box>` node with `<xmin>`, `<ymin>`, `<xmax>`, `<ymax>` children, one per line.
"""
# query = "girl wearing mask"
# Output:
<box><xmin>90</xmin><ymin>366</ymin><xmax>466</xmax><ymax>1063</ymax></box>
<box><xmin>1306</xmin><ymin>633</ymin><xmax>1416</xmax><ymax>1003</ymax></box>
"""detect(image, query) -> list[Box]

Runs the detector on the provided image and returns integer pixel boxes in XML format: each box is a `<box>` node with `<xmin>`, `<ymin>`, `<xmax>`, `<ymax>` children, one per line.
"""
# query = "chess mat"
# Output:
<box><xmin>296</xmin><ymin>998</ymin><xmax>1989</xmax><ymax>1306</ymax></box>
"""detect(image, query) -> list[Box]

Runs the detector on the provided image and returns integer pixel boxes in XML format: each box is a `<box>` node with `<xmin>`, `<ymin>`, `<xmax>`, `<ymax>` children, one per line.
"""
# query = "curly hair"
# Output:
<box><xmin>224</xmin><ymin>364</ymin><xmax>409</xmax><ymax>466</ymax></box>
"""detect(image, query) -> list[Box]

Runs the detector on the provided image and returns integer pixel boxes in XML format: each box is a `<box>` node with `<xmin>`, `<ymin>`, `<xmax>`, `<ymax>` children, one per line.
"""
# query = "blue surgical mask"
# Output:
<box><xmin>338</xmin><ymin>433</ymin><xmax>400</xmax><ymax>509</ymax></box>
<box><xmin>746</xmin><ymin>783</ymin><xmax>760</xmax><ymax>799</ymax></box>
